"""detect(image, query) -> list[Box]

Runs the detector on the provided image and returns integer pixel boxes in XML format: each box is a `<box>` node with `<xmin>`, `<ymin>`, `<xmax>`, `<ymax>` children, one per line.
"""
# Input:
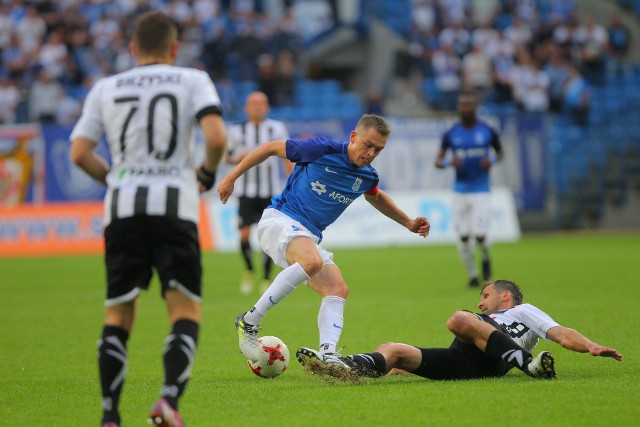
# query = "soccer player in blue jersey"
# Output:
<box><xmin>218</xmin><ymin>114</ymin><xmax>431</xmax><ymax>367</ymax></box>
<box><xmin>435</xmin><ymin>91</ymin><xmax>503</xmax><ymax>288</ymax></box>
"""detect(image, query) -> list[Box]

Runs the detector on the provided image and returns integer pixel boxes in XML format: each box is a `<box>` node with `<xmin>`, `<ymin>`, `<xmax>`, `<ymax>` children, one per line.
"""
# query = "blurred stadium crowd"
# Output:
<box><xmin>0</xmin><ymin>0</ymin><xmax>637</xmax><ymax>126</ymax></box>
<box><xmin>396</xmin><ymin>0</ymin><xmax>635</xmax><ymax>124</ymax></box>
<box><xmin>0</xmin><ymin>0</ymin><xmax>309</xmax><ymax>125</ymax></box>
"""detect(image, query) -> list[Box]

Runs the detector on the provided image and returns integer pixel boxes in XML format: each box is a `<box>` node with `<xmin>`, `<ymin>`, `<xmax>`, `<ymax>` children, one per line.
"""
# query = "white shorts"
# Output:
<box><xmin>452</xmin><ymin>192</ymin><xmax>491</xmax><ymax>237</ymax></box>
<box><xmin>257</xmin><ymin>208</ymin><xmax>335</xmax><ymax>269</ymax></box>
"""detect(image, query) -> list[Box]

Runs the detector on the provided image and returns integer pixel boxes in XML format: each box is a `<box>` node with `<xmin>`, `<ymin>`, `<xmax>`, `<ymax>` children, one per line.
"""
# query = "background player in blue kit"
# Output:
<box><xmin>218</xmin><ymin>114</ymin><xmax>431</xmax><ymax>367</ymax></box>
<box><xmin>435</xmin><ymin>92</ymin><xmax>503</xmax><ymax>288</ymax></box>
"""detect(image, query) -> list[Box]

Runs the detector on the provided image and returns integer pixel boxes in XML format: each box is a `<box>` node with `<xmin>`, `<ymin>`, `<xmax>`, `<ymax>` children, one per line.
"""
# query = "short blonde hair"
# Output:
<box><xmin>356</xmin><ymin>114</ymin><xmax>391</xmax><ymax>138</ymax></box>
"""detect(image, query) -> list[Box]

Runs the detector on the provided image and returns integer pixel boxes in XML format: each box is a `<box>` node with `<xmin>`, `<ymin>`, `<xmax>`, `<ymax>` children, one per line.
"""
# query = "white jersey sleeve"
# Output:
<box><xmin>190</xmin><ymin>70</ymin><xmax>222</xmax><ymax>117</ymax></box>
<box><xmin>70</xmin><ymin>79</ymin><xmax>106</xmax><ymax>143</ymax></box>
<box><xmin>491</xmin><ymin>303</ymin><xmax>560</xmax><ymax>352</ymax></box>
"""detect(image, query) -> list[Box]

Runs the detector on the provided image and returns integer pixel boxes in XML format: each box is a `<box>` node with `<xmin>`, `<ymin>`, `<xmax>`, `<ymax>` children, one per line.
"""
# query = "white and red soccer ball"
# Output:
<box><xmin>247</xmin><ymin>336</ymin><xmax>290</xmax><ymax>378</ymax></box>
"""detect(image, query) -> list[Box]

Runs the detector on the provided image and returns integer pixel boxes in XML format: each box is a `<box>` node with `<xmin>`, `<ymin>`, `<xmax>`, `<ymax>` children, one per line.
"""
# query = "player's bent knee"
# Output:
<box><xmin>333</xmin><ymin>282</ymin><xmax>349</xmax><ymax>299</ymax></box>
<box><xmin>299</xmin><ymin>257</ymin><xmax>323</xmax><ymax>277</ymax></box>
<box><xmin>447</xmin><ymin>310</ymin><xmax>472</xmax><ymax>334</ymax></box>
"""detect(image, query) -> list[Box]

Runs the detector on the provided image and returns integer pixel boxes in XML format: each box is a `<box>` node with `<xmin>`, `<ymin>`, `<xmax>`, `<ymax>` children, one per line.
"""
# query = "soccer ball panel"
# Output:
<box><xmin>247</xmin><ymin>335</ymin><xmax>290</xmax><ymax>378</ymax></box>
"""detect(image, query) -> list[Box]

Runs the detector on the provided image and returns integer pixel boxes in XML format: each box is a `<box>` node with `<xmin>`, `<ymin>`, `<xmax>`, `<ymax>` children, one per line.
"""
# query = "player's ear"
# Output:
<box><xmin>129</xmin><ymin>41</ymin><xmax>137</xmax><ymax>59</ymax></box>
<box><xmin>502</xmin><ymin>291</ymin><xmax>512</xmax><ymax>303</ymax></box>
<box><xmin>170</xmin><ymin>41</ymin><xmax>179</xmax><ymax>60</ymax></box>
<box><xmin>350</xmin><ymin>130</ymin><xmax>357</xmax><ymax>142</ymax></box>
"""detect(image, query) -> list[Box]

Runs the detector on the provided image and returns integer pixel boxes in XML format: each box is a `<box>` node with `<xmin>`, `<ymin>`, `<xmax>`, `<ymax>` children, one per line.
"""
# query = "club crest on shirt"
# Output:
<box><xmin>352</xmin><ymin>177</ymin><xmax>362</xmax><ymax>191</ymax></box>
<box><xmin>311</xmin><ymin>180</ymin><xmax>327</xmax><ymax>195</ymax></box>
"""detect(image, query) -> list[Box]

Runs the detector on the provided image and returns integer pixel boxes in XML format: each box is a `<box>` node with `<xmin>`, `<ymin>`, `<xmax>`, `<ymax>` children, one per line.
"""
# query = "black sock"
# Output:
<box><xmin>262</xmin><ymin>252</ymin><xmax>272</xmax><ymax>280</ymax></box>
<box><xmin>161</xmin><ymin>319</ymin><xmax>199</xmax><ymax>410</ymax></box>
<box><xmin>98</xmin><ymin>325</ymin><xmax>129</xmax><ymax>425</ymax></box>
<box><xmin>240</xmin><ymin>241</ymin><xmax>253</xmax><ymax>271</ymax></box>
<box><xmin>345</xmin><ymin>352</ymin><xmax>387</xmax><ymax>378</ymax></box>
<box><xmin>485</xmin><ymin>330</ymin><xmax>532</xmax><ymax>371</ymax></box>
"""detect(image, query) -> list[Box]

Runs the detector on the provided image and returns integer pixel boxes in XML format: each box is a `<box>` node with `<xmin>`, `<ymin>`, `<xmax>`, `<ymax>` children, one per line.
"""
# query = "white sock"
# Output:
<box><xmin>457</xmin><ymin>239</ymin><xmax>477</xmax><ymax>278</ymax></box>
<box><xmin>318</xmin><ymin>295</ymin><xmax>346</xmax><ymax>354</ymax></box>
<box><xmin>244</xmin><ymin>262</ymin><xmax>310</xmax><ymax>325</ymax></box>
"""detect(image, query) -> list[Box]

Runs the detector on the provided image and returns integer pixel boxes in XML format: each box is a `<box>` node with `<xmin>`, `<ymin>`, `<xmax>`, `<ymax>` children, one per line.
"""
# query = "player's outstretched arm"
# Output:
<box><xmin>218</xmin><ymin>140</ymin><xmax>287</xmax><ymax>203</ymax></box>
<box><xmin>546</xmin><ymin>326</ymin><xmax>623</xmax><ymax>361</ymax></box>
<box><xmin>364</xmin><ymin>190</ymin><xmax>430</xmax><ymax>237</ymax></box>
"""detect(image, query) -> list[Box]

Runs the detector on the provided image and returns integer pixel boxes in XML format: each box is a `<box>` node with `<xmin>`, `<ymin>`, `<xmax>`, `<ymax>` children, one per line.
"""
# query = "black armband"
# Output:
<box><xmin>197</xmin><ymin>165</ymin><xmax>217</xmax><ymax>190</ymax></box>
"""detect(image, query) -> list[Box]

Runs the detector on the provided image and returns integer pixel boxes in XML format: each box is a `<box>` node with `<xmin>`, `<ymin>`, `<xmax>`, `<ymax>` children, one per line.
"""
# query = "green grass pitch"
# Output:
<box><xmin>1</xmin><ymin>232</ymin><xmax>639</xmax><ymax>426</ymax></box>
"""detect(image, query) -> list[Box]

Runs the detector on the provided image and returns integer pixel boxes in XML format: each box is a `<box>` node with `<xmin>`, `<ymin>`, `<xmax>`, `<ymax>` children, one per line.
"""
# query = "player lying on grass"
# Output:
<box><xmin>298</xmin><ymin>279</ymin><xmax>623</xmax><ymax>380</ymax></box>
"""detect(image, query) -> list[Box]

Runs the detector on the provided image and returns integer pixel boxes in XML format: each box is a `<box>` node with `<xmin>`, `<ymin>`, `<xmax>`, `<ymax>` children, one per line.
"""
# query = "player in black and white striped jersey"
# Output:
<box><xmin>298</xmin><ymin>279</ymin><xmax>622</xmax><ymax>380</ymax></box>
<box><xmin>226</xmin><ymin>91</ymin><xmax>293</xmax><ymax>295</ymax></box>
<box><xmin>70</xmin><ymin>11</ymin><xmax>226</xmax><ymax>427</ymax></box>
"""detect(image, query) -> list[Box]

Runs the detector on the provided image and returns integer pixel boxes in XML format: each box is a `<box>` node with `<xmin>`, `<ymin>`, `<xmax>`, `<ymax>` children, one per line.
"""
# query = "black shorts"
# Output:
<box><xmin>238</xmin><ymin>196</ymin><xmax>272</xmax><ymax>228</ymax></box>
<box><xmin>104</xmin><ymin>216</ymin><xmax>202</xmax><ymax>305</ymax></box>
<box><xmin>412</xmin><ymin>313</ymin><xmax>510</xmax><ymax>380</ymax></box>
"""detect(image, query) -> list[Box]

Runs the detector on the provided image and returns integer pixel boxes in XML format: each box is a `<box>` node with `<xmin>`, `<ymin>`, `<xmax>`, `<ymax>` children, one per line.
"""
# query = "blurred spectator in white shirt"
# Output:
<box><xmin>462</xmin><ymin>44</ymin><xmax>492</xmax><ymax>100</ymax></box>
<box><xmin>438</xmin><ymin>0</ymin><xmax>468</xmax><ymax>26</ymax></box>
<box><xmin>510</xmin><ymin>48</ymin><xmax>549</xmax><ymax>113</ymax></box>
<box><xmin>37</xmin><ymin>30</ymin><xmax>69</xmax><ymax>80</ymax></box>
<box><xmin>439</xmin><ymin>20</ymin><xmax>472</xmax><ymax>58</ymax></box>
<box><xmin>15</xmin><ymin>5</ymin><xmax>47</xmax><ymax>55</ymax></box>
<box><xmin>432</xmin><ymin>43</ymin><xmax>462</xmax><ymax>110</ymax></box>
<box><xmin>0</xmin><ymin>73</ymin><xmax>21</xmax><ymax>124</ymax></box>
<box><xmin>504</xmin><ymin>16</ymin><xmax>533</xmax><ymax>48</ymax></box>
<box><xmin>0</xmin><ymin>3</ymin><xmax>13</xmax><ymax>50</ymax></box>
<box><xmin>473</xmin><ymin>20</ymin><xmax>500</xmax><ymax>55</ymax></box>
<box><xmin>28</xmin><ymin>69</ymin><xmax>64</xmax><ymax>123</ymax></box>
<box><xmin>412</xmin><ymin>0</ymin><xmax>438</xmax><ymax>32</ymax></box>
<box><xmin>193</xmin><ymin>0</ymin><xmax>220</xmax><ymax>25</ymax></box>
<box><xmin>90</xmin><ymin>11</ymin><xmax>120</xmax><ymax>52</ymax></box>
<box><xmin>166</xmin><ymin>0</ymin><xmax>194</xmax><ymax>24</ymax></box>
<box><xmin>470</xmin><ymin>0</ymin><xmax>499</xmax><ymax>26</ymax></box>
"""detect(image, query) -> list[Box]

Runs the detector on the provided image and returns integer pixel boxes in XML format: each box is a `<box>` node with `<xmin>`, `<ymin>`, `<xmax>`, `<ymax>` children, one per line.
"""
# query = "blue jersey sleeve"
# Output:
<box><xmin>286</xmin><ymin>137</ymin><xmax>344</xmax><ymax>163</ymax></box>
<box><xmin>490</xmin><ymin>127</ymin><xmax>502</xmax><ymax>154</ymax></box>
<box><xmin>441</xmin><ymin>129</ymin><xmax>452</xmax><ymax>151</ymax></box>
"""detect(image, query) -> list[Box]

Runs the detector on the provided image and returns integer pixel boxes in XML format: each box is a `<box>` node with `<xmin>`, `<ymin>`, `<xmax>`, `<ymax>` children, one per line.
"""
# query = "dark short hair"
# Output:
<box><xmin>482</xmin><ymin>279</ymin><xmax>524</xmax><ymax>305</ymax></box>
<box><xmin>356</xmin><ymin>114</ymin><xmax>391</xmax><ymax>138</ymax></box>
<box><xmin>133</xmin><ymin>11</ymin><xmax>177</xmax><ymax>57</ymax></box>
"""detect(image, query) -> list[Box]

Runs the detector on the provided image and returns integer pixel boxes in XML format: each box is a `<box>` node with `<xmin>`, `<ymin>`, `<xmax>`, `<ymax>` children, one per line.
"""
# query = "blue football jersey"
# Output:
<box><xmin>269</xmin><ymin>137</ymin><xmax>379</xmax><ymax>241</ymax></box>
<box><xmin>441</xmin><ymin>120</ymin><xmax>501</xmax><ymax>193</ymax></box>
